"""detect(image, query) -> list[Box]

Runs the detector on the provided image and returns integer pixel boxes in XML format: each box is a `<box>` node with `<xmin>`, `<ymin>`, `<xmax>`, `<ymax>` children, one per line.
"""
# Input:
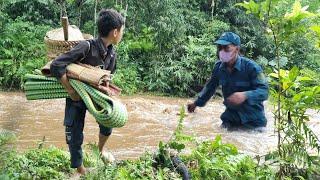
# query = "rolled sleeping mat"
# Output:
<box><xmin>24</xmin><ymin>73</ymin><xmax>128</xmax><ymax>128</ymax></box>
<box><xmin>66</xmin><ymin>63</ymin><xmax>111</xmax><ymax>86</ymax></box>
<box><xmin>40</xmin><ymin>62</ymin><xmax>122</xmax><ymax>95</ymax></box>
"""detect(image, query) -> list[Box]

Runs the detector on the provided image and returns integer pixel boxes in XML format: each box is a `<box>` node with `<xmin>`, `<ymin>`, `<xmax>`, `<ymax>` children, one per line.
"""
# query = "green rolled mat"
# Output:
<box><xmin>26</xmin><ymin>93</ymin><xmax>69</xmax><ymax>100</ymax></box>
<box><xmin>25</xmin><ymin>89</ymin><xmax>67</xmax><ymax>96</ymax></box>
<box><xmin>24</xmin><ymin>81</ymin><xmax>66</xmax><ymax>91</ymax></box>
<box><xmin>24</xmin><ymin>73</ymin><xmax>128</xmax><ymax>128</ymax></box>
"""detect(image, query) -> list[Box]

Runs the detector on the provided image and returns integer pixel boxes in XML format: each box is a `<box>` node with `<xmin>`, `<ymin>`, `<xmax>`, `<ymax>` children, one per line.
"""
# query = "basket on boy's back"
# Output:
<box><xmin>44</xmin><ymin>23</ymin><xmax>93</xmax><ymax>60</ymax></box>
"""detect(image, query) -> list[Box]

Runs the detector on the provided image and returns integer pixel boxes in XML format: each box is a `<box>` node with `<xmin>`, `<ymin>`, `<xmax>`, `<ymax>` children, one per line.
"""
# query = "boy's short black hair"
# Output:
<box><xmin>97</xmin><ymin>9</ymin><xmax>124</xmax><ymax>37</ymax></box>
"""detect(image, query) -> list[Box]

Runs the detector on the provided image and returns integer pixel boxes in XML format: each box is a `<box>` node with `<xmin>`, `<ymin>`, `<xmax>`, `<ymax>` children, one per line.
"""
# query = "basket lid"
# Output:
<box><xmin>45</xmin><ymin>25</ymin><xmax>85</xmax><ymax>41</ymax></box>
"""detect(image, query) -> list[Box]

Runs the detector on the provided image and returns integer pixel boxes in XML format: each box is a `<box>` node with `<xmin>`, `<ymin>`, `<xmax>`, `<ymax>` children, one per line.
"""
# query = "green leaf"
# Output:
<box><xmin>311</xmin><ymin>25</ymin><xmax>320</xmax><ymax>35</ymax></box>
<box><xmin>235</xmin><ymin>0</ymin><xmax>260</xmax><ymax>17</ymax></box>
<box><xmin>168</xmin><ymin>142</ymin><xmax>185</xmax><ymax>151</ymax></box>
<box><xmin>311</xmin><ymin>25</ymin><xmax>320</xmax><ymax>48</ymax></box>
<box><xmin>296</xmin><ymin>76</ymin><xmax>312</xmax><ymax>81</ymax></box>
<box><xmin>284</xmin><ymin>1</ymin><xmax>315</xmax><ymax>22</ymax></box>
<box><xmin>289</xmin><ymin>66</ymin><xmax>299</xmax><ymax>81</ymax></box>
<box><xmin>293</xmin><ymin>93</ymin><xmax>302</xmax><ymax>102</ymax></box>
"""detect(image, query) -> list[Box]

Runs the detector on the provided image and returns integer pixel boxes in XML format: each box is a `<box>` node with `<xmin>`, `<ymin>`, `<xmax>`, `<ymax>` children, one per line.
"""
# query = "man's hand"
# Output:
<box><xmin>227</xmin><ymin>92</ymin><xmax>247</xmax><ymax>106</ymax></box>
<box><xmin>187</xmin><ymin>103</ymin><xmax>197</xmax><ymax>113</ymax></box>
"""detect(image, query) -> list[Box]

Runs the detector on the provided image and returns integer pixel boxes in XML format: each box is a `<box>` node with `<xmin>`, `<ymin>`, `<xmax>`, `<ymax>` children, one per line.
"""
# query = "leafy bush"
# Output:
<box><xmin>2</xmin><ymin>0</ymin><xmax>60</xmax><ymax>26</ymax></box>
<box><xmin>238</xmin><ymin>0</ymin><xmax>320</xmax><ymax>178</ymax></box>
<box><xmin>185</xmin><ymin>136</ymin><xmax>275</xmax><ymax>179</ymax></box>
<box><xmin>144</xmin><ymin>19</ymin><xmax>229</xmax><ymax>96</ymax></box>
<box><xmin>0</xmin><ymin>18</ymin><xmax>50</xmax><ymax>89</ymax></box>
<box><xmin>112</xmin><ymin>65</ymin><xmax>143</xmax><ymax>95</ymax></box>
<box><xmin>0</xmin><ymin>129</ymin><xmax>16</xmax><ymax>179</ymax></box>
<box><xmin>112</xmin><ymin>36</ymin><xmax>146</xmax><ymax>95</ymax></box>
<box><xmin>1</xmin><ymin>0</ymin><xmax>320</xmax><ymax>96</ymax></box>
<box><xmin>3</xmin><ymin>147</ymin><xmax>72</xmax><ymax>179</ymax></box>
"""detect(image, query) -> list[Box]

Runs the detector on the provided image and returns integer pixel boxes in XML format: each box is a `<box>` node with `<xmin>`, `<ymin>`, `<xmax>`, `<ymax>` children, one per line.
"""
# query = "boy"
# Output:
<box><xmin>50</xmin><ymin>9</ymin><xmax>125</xmax><ymax>175</ymax></box>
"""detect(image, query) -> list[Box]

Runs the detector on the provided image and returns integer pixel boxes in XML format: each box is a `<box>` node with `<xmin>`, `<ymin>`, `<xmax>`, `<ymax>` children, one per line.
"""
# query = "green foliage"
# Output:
<box><xmin>82</xmin><ymin>144</ymin><xmax>181</xmax><ymax>179</ymax></box>
<box><xmin>112</xmin><ymin>65</ymin><xmax>142</xmax><ymax>95</ymax></box>
<box><xmin>238</xmin><ymin>0</ymin><xmax>320</xmax><ymax>178</ymax></box>
<box><xmin>113</xmin><ymin>39</ymin><xmax>145</xmax><ymax>94</ymax></box>
<box><xmin>237</xmin><ymin>0</ymin><xmax>320</xmax><ymax>72</ymax></box>
<box><xmin>142</xmin><ymin>19</ymin><xmax>229</xmax><ymax>96</ymax></box>
<box><xmin>186</xmin><ymin>135</ymin><xmax>275</xmax><ymax>179</ymax></box>
<box><xmin>115</xmin><ymin>153</ymin><xmax>181</xmax><ymax>180</ymax></box>
<box><xmin>0</xmin><ymin>18</ymin><xmax>49</xmax><ymax>89</ymax></box>
<box><xmin>0</xmin><ymin>130</ymin><xmax>71</xmax><ymax>180</ymax></box>
<box><xmin>269</xmin><ymin>67</ymin><xmax>320</xmax><ymax>174</ymax></box>
<box><xmin>2</xmin><ymin>0</ymin><xmax>60</xmax><ymax>25</ymax></box>
<box><xmin>0</xmin><ymin>129</ymin><xmax>16</xmax><ymax>147</ymax></box>
<box><xmin>168</xmin><ymin>106</ymin><xmax>195</xmax><ymax>152</ymax></box>
<box><xmin>311</xmin><ymin>25</ymin><xmax>320</xmax><ymax>46</ymax></box>
<box><xmin>1</xmin><ymin>0</ymin><xmax>320</xmax><ymax>96</ymax></box>
<box><xmin>212</xmin><ymin>0</ymin><xmax>273</xmax><ymax>59</ymax></box>
<box><xmin>2</xmin><ymin>147</ymin><xmax>72</xmax><ymax>179</ymax></box>
<box><xmin>0</xmin><ymin>129</ymin><xmax>16</xmax><ymax>174</ymax></box>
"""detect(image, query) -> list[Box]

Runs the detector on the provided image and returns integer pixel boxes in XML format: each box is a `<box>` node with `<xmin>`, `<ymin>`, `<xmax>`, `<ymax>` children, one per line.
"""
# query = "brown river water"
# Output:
<box><xmin>0</xmin><ymin>92</ymin><xmax>319</xmax><ymax>160</ymax></box>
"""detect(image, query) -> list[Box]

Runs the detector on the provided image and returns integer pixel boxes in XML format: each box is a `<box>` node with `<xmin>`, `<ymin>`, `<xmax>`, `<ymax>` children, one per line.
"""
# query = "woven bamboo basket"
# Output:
<box><xmin>44</xmin><ymin>33</ymin><xmax>93</xmax><ymax>60</ymax></box>
<box><xmin>44</xmin><ymin>17</ymin><xmax>93</xmax><ymax>60</ymax></box>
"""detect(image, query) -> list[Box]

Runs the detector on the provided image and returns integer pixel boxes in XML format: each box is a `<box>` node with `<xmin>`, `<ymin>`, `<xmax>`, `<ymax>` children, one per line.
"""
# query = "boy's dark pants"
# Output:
<box><xmin>64</xmin><ymin>98</ymin><xmax>112</xmax><ymax>168</ymax></box>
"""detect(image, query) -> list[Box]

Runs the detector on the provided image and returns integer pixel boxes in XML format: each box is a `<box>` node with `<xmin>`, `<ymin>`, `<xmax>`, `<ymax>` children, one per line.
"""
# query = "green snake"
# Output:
<box><xmin>24</xmin><ymin>73</ymin><xmax>128</xmax><ymax>128</ymax></box>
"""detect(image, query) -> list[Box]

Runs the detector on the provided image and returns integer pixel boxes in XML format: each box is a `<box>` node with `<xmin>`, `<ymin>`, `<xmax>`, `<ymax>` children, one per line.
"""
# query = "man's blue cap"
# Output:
<box><xmin>214</xmin><ymin>32</ymin><xmax>241</xmax><ymax>46</ymax></box>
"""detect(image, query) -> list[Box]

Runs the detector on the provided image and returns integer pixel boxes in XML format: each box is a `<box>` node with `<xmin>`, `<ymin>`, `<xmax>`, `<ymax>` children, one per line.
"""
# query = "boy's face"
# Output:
<box><xmin>112</xmin><ymin>26</ymin><xmax>124</xmax><ymax>45</ymax></box>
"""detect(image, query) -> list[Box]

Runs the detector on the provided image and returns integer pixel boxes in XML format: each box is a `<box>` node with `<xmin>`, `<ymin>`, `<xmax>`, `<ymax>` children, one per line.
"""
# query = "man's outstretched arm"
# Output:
<box><xmin>188</xmin><ymin>63</ymin><xmax>220</xmax><ymax>112</ymax></box>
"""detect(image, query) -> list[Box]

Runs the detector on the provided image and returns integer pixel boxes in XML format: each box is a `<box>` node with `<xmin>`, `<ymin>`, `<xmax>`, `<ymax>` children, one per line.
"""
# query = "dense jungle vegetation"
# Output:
<box><xmin>1</xmin><ymin>0</ymin><xmax>318</xmax><ymax>95</ymax></box>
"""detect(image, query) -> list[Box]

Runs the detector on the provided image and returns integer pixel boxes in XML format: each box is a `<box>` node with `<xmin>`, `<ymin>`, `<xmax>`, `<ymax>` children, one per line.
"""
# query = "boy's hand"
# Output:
<box><xmin>98</xmin><ymin>82</ymin><xmax>116</xmax><ymax>96</ymax></box>
<box><xmin>60</xmin><ymin>73</ymin><xmax>81</xmax><ymax>101</ymax></box>
<box><xmin>187</xmin><ymin>103</ymin><xmax>197</xmax><ymax>113</ymax></box>
<box><xmin>67</xmin><ymin>89</ymin><xmax>81</xmax><ymax>101</ymax></box>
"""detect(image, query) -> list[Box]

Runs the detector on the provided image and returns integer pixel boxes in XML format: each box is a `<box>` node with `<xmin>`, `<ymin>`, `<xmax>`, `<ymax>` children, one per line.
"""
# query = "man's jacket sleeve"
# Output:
<box><xmin>245</xmin><ymin>65</ymin><xmax>269</xmax><ymax>105</ymax></box>
<box><xmin>195</xmin><ymin>63</ymin><xmax>220</xmax><ymax>107</ymax></box>
<box><xmin>50</xmin><ymin>41</ymin><xmax>90</xmax><ymax>79</ymax></box>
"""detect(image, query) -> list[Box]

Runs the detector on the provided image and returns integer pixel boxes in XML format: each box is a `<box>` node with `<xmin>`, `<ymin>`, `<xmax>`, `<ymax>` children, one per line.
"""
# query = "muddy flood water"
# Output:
<box><xmin>1</xmin><ymin>92</ymin><xmax>319</xmax><ymax>160</ymax></box>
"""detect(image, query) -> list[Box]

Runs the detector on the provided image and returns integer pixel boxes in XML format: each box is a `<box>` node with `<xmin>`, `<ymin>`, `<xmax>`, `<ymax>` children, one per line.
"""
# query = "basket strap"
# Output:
<box><xmin>79</xmin><ymin>40</ymin><xmax>91</xmax><ymax>62</ymax></box>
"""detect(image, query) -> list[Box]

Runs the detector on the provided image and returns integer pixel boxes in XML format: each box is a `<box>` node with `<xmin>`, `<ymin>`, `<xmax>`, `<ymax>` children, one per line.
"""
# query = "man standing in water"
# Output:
<box><xmin>50</xmin><ymin>9</ymin><xmax>125</xmax><ymax>175</ymax></box>
<box><xmin>187</xmin><ymin>32</ymin><xmax>268</xmax><ymax>131</ymax></box>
